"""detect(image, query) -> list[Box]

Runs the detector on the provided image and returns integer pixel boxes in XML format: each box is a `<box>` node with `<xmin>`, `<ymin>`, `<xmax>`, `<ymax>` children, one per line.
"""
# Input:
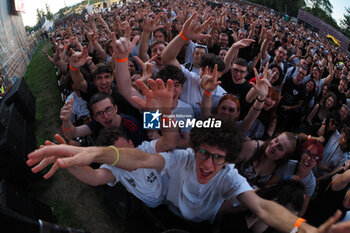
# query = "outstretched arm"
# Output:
<box><xmin>68</xmin><ymin>47</ymin><xmax>92</xmax><ymax>93</ymax></box>
<box><xmin>238</xmin><ymin>190</ymin><xmax>345</xmax><ymax>233</ymax></box>
<box><xmin>161</xmin><ymin>12</ymin><xmax>213</xmax><ymax>70</ymax></box>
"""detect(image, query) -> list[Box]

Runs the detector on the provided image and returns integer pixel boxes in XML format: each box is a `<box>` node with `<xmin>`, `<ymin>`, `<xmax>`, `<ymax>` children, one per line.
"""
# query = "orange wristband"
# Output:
<box><xmin>321</xmin><ymin>124</ymin><xmax>326</xmax><ymax>127</ymax></box>
<box><xmin>203</xmin><ymin>90</ymin><xmax>212</xmax><ymax>96</ymax></box>
<box><xmin>115</xmin><ymin>57</ymin><xmax>128</xmax><ymax>63</ymax></box>
<box><xmin>290</xmin><ymin>218</ymin><xmax>306</xmax><ymax>233</ymax></box>
<box><xmin>287</xmin><ymin>106</ymin><xmax>291</xmax><ymax>110</ymax></box>
<box><xmin>64</xmin><ymin>46</ymin><xmax>68</xmax><ymax>49</ymax></box>
<box><xmin>62</xmin><ymin>124</ymin><xmax>72</xmax><ymax>132</ymax></box>
<box><xmin>308</xmin><ymin>135</ymin><xmax>311</xmax><ymax>141</ymax></box>
<box><xmin>180</xmin><ymin>31</ymin><xmax>190</xmax><ymax>41</ymax></box>
<box><xmin>69</xmin><ymin>65</ymin><xmax>79</xmax><ymax>71</ymax></box>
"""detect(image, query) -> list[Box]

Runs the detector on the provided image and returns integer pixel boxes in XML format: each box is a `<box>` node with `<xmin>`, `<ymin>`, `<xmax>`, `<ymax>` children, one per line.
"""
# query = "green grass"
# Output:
<box><xmin>23</xmin><ymin>41</ymin><xmax>62</xmax><ymax>146</ymax></box>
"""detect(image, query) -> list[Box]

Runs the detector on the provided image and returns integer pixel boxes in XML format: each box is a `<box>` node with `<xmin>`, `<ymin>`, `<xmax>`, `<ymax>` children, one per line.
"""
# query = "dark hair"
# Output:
<box><xmin>92</xmin><ymin>63</ymin><xmax>113</xmax><ymax>79</ymax></box>
<box><xmin>199</xmin><ymin>53</ymin><xmax>226</xmax><ymax>72</ymax></box>
<box><xmin>154</xmin><ymin>28</ymin><xmax>168</xmax><ymax>40</ymax></box>
<box><xmin>97</xmin><ymin>126</ymin><xmax>130</xmax><ymax>146</ymax></box>
<box><xmin>194</xmin><ymin>45</ymin><xmax>207</xmax><ymax>52</ymax></box>
<box><xmin>150</xmin><ymin>40</ymin><xmax>168</xmax><ymax>50</ymax></box>
<box><xmin>256</xmin><ymin>180</ymin><xmax>305</xmax><ymax>212</ymax></box>
<box><xmin>189</xmin><ymin>117</ymin><xmax>243</xmax><ymax>163</ymax></box>
<box><xmin>341</xmin><ymin>127</ymin><xmax>350</xmax><ymax>152</ymax></box>
<box><xmin>233</xmin><ymin>58</ymin><xmax>248</xmax><ymax>68</ymax></box>
<box><xmin>156</xmin><ymin>65</ymin><xmax>187</xmax><ymax>85</ymax></box>
<box><xmin>89</xmin><ymin>92</ymin><xmax>115</xmax><ymax>112</ymax></box>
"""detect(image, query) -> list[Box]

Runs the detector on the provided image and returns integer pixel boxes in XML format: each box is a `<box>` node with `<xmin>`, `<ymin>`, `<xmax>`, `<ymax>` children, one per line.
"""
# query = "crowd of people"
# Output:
<box><xmin>28</xmin><ymin>0</ymin><xmax>350</xmax><ymax>232</ymax></box>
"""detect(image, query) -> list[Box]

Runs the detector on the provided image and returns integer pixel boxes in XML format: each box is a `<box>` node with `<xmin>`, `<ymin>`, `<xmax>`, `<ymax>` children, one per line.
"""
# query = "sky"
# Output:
<box><xmin>21</xmin><ymin>0</ymin><xmax>349</xmax><ymax>27</ymax></box>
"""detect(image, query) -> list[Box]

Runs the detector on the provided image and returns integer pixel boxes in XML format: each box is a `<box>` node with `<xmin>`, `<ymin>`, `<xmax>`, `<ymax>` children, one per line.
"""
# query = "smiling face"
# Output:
<box><xmin>325</xmin><ymin>96</ymin><xmax>335</xmax><ymax>109</ymax></box>
<box><xmin>265</xmin><ymin>133</ymin><xmax>291</xmax><ymax>161</ymax></box>
<box><xmin>300</xmin><ymin>146</ymin><xmax>318</xmax><ymax>170</ymax></box>
<box><xmin>195</xmin><ymin>144</ymin><xmax>227</xmax><ymax>184</ymax></box>
<box><xmin>305</xmin><ymin>80</ymin><xmax>315</xmax><ymax>93</ymax></box>
<box><xmin>231</xmin><ymin>64</ymin><xmax>247</xmax><ymax>84</ymax></box>
<box><xmin>151</xmin><ymin>43</ymin><xmax>166</xmax><ymax>66</ymax></box>
<box><xmin>94</xmin><ymin>73</ymin><xmax>113</xmax><ymax>94</ymax></box>
<box><xmin>91</xmin><ymin>98</ymin><xmax>119</xmax><ymax>128</ymax></box>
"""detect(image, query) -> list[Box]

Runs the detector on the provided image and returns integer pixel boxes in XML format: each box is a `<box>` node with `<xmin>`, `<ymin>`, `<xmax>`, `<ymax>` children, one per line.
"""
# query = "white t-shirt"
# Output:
<box><xmin>173</xmin><ymin>100</ymin><xmax>195</xmax><ymax>133</ymax></box>
<box><xmin>276</xmin><ymin>160</ymin><xmax>316</xmax><ymax>197</ymax></box>
<box><xmin>66</xmin><ymin>92</ymin><xmax>90</xmax><ymax>123</ymax></box>
<box><xmin>180</xmin><ymin>66</ymin><xmax>226</xmax><ymax>119</ymax></box>
<box><xmin>160</xmin><ymin>148</ymin><xmax>252</xmax><ymax>223</ymax></box>
<box><xmin>100</xmin><ymin>140</ymin><xmax>168</xmax><ymax>208</ymax></box>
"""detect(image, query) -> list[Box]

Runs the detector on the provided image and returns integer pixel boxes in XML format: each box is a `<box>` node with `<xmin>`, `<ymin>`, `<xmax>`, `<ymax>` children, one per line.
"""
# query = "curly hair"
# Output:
<box><xmin>189</xmin><ymin>117</ymin><xmax>243</xmax><ymax>162</ymax></box>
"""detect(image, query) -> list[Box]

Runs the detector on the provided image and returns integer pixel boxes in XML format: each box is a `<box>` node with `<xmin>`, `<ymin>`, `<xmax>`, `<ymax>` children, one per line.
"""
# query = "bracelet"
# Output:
<box><xmin>308</xmin><ymin>135</ymin><xmax>311</xmax><ymax>141</ymax></box>
<box><xmin>256</xmin><ymin>97</ymin><xmax>265</xmax><ymax>102</ymax></box>
<box><xmin>287</xmin><ymin>106</ymin><xmax>291</xmax><ymax>110</ymax></box>
<box><xmin>69</xmin><ymin>65</ymin><xmax>79</xmax><ymax>71</ymax></box>
<box><xmin>64</xmin><ymin>46</ymin><xmax>68</xmax><ymax>49</ymax></box>
<box><xmin>88</xmin><ymin>61</ymin><xmax>93</xmax><ymax>66</ymax></box>
<box><xmin>108</xmin><ymin>146</ymin><xmax>120</xmax><ymax>166</ymax></box>
<box><xmin>62</xmin><ymin>124</ymin><xmax>72</xmax><ymax>132</ymax></box>
<box><xmin>290</xmin><ymin>218</ymin><xmax>306</xmax><ymax>233</ymax></box>
<box><xmin>321</xmin><ymin>124</ymin><xmax>326</xmax><ymax>128</ymax></box>
<box><xmin>203</xmin><ymin>90</ymin><xmax>212</xmax><ymax>96</ymax></box>
<box><xmin>115</xmin><ymin>57</ymin><xmax>128</xmax><ymax>63</ymax></box>
<box><xmin>253</xmin><ymin>106</ymin><xmax>262</xmax><ymax>111</ymax></box>
<box><xmin>167</xmin><ymin>28</ymin><xmax>171</xmax><ymax>31</ymax></box>
<box><xmin>180</xmin><ymin>31</ymin><xmax>190</xmax><ymax>42</ymax></box>
<box><xmin>91</xmin><ymin>42</ymin><xmax>95</xmax><ymax>45</ymax></box>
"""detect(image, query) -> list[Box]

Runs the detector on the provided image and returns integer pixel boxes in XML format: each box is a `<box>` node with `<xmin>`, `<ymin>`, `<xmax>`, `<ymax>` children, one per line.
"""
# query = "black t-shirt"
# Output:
<box><xmin>329</xmin><ymin>84</ymin><xmax>347</xmax><ymax>109</ymax></box>
<box><xmin>86</xmin><ymin>114</ymin><xmax>145</xmax><ymax>146</ymax></box>
<box><xmin>220</xmin><ymin>71</ymin><xmax>252</xmax><ymax>119</ymax></box>
<box><xmin>279</xmin><ymin>76</ymin><xmax>306</xmax><ymax>107</ymax></box>
<box><xmin>81</xmin><ymin>82</ymin><xmax>141</xmax><ymax>120</ymax></box>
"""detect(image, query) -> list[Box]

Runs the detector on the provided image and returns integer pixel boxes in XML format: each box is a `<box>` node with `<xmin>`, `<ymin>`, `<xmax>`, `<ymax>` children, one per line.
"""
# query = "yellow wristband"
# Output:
<box><xmin>108</xmin><ymin>146</ymin><xmax>120</xmax><ymax>166</ymax></box>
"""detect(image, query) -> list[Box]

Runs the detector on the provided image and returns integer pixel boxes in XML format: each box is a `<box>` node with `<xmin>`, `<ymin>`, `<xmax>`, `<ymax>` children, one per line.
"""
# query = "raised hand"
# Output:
<box><xmin>111</xmin><ymin>34</ymin><xmax>140</xmax><ymax>59</ymax></box>
<box><xmin>233</xmin><ymin>38</ymin><xmax>255</xmax><ymax>49</ymax></box>
<box><xmin>141</xmin><ymin>12</ymin><xmax>164</xmax><ymax>33</ymax></box>
<box><xmin>68</xmin><ymin>47</ymin><xmax>92</xmax><ymax>69</ymax></box>
<box><xmin>131</xmin><ymin>79</ymin><xmax>174</xmax><ymax>115</ymax></box>
<box><xmin>134</xmin><ymin>55</ymin><xmax>156</xmax><ymax>80</ymax></box>
<box><xmin>251</xmin><ymin>64</ymin><xmax>271</xmax><ymax>100</ymax></box>
<box><xmin>181</xmin><ymin>12</ymin><xmax>214</xmax><ymax>41</ymax></box>
<box><xmin>60</xmin><ymin>98</ymin><xmax>74</xmax><ymax>122</ymax></box>
<box><xmin>27</xmin><ymin>144</ymin><xmax>100</xmax><ymax>173</ymax></box>
<box><xmin>200</xmin><ymin>65</ymin><xmax>221</xmax><ymax>94</ymax></box>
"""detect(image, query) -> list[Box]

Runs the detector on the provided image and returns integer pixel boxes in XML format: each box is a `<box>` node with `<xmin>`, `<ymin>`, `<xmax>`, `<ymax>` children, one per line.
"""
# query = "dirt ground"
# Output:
<box><xmin>34</xmin><ymin>169</ymin><xmax>123</xmax><ymax>233</ymax></box>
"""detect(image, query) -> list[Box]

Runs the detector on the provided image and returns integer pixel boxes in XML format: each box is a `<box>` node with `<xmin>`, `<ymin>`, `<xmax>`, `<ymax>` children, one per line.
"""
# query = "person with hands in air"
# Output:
<box><xmin>138</xmin><ymin>12</ymin><xmax>166</xmax><ymax>74</ymax></box>
<box><xmin>113</xmin><ymin>34</ymin><xmax>194</xmax><ymax>148</ymax></box>
<box><xmin>28</xmin><ymin>117</ymin><xmax>350</xmax><ymax>233</ymax></box>
<box><xmin>68</xmin><ymin>41</ymin><xmax>140</xmax><ymax>119</ymax></box>
<box><xmin>201</xmin><ymin>64</ymin><xmax>270</xmax><ymax>136</ymax></box>
<box><xmin>161</xmin><ymin>12</ymin><xmax>227</xmax><ymax>119</ymax></box>
<box><xmin>31</xmin><ymin>78</ymin><xmax>178</xmax><ymax>208</ymax></box>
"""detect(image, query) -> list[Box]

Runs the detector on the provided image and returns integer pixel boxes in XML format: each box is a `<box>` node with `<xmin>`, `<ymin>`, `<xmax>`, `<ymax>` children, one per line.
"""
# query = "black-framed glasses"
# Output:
<box><xmin>231</xmin><ymin>68</ymin><xmax>247</xmax><ymax>74</ymax></box>
<box><xmin>196</xmin><ymin>149</ymin><xmax>227</xmax><ymax>165</ymax></box>
<box><xmin>302</xmin><ymin>150</ymin><xmax>319</xmax><ymax>162</ymax></box>
<box><xmin>94</xmin><ymin>106</ymin><xmax>114</xmax><ymax>119</ymax></box>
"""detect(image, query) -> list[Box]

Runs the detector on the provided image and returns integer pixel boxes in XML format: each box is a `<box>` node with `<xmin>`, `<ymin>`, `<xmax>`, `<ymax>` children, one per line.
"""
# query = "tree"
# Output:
<box><xmin>45</xmin><ymin>3</ymin><xmax>54</xmax><ymax>21</ymax></box>
<box><xmin>340</xmin><ymin>7</ymin><xmax>350</xmax><ymax>38</ymax></box>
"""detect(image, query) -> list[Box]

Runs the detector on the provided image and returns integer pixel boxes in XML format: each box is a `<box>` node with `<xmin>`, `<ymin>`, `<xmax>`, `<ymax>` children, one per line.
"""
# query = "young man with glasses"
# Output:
<box><xmin>60</xmin><ymin>92</ymin><xmax>145</xmax><ymax>146</ymax></box>
<box><xmin>28</xmin><ymin>110</ymin><xmax>349</xmax><ymax>233</ymax></box>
